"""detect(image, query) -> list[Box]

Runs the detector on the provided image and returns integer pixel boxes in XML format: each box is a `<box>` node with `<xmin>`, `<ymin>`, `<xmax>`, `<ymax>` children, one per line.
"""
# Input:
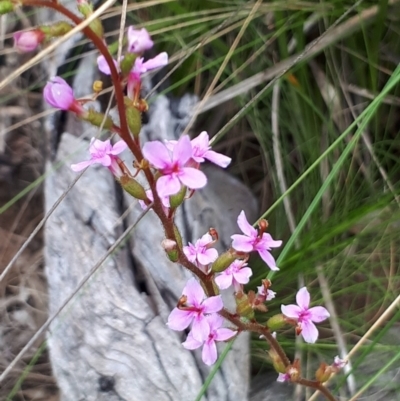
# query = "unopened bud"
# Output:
<box><xmin>41</xmin><ymin>21</ymin><xmax>73</xmax><ymax>37</ymax></box>
<box><xmin>266</xmin><ymin>314</ymin><xmax>286</xmax><ymax>331</ymax></box>
<box><xmin>169</xmin><ymin>185</ymin><xmax>186</xmax><ymax>209</ymax></box>
<box><xmin>0</xmin><ymin>0</ymin><xmax>13</xmax><ymax>15</ymax></box>
<box><xmin>93</xmin><ymin>80</ymin><xmax>103</xmax><ymax>93</ymax></box>
<box><xmin>211</xmin><ymin>250</ymin><xmax>236</xmax><ymax>273</ymax></box>
<box><xmin>13</xmin><ymin>30</ymin><xmax>45</xmax><ymax>53</ymax></box>
<box><xmin>119</xmin><ymin>176</ymin><xmax>147</xmax><ymax>200</ymax></box>
<box><xmin>259</xmin><ymin>219</ymin><xmax>268</xmax><ymax>231</ymax></box>
<box><xmin>120</xmin><ymin>53</ymin><xmax>137</xmax><ymax>76</ymax></box>
<box><xmin>124</xmin><ymin>100</ymin><xmax>142</xmax><ymax>138</ymax></box>
<box><xmin>173</xmin><ymin>224</ymin><xmax>183</xmax><ymax>250</ymax></box>
<box><xmin>235</xmin><ymin>292</ymin><xmax>254</xmax><ymax>320</ymax></box>
<box><xmin>315</xmin><ymin>362</ymin><xmax>333</xmax><ymax>383</ymax></box>
<box><xmin>77</xmin><ymin>0</ymin><xmax>103</xmax><ymax>37</ymax></box>
<box><xmin>84</xmin><ymin>109</ymin><xmax>114</xmax><ymax>129</ymax></box>
<box><xmin>162</xmin><ymin>239</ymin><xmax>178</xmax><ymax>262</ymax></box>
<box><xmin>269</xmin><ymin>348</ymin><xmax>286</xmax><ymax>374</ymax></box>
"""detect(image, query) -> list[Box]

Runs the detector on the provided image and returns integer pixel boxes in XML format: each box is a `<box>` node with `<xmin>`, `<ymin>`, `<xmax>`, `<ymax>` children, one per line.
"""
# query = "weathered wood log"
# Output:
<box><xmin>44</xmin><ymin>48</ymin><xmax>257</xmax><ymax>399</ymax></box>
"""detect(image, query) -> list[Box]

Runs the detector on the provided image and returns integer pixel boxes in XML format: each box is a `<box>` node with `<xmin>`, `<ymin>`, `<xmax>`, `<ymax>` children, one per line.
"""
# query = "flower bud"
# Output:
<box><xmin>269</xmin><ymin>348</ymin><xmax>286</xmax><ymax>374</ymax></box>
<box><xmin>119</xmin><ymin>176</ymin><xmax>147</xmax><ymax>200</ymax></box>
<box><xmin>13</xmin><ymin>30</ymin><xmax>45</xmax><ymax>53</ymax></box>
<box><xmin>84</xmin><ymin>109</ymin><xmax>114</xmax><ymax>129</ymax></box>
<box><xmin>124</xmin><ymin>98</ymin><xmax>141</xmax><ymax>138</ymax></box>
<box><xmin>0</xmin><ymin>0</ymin><xmax>13</xmax><ymax>15</ymax></box>
<box><xmin>315</xmin><ymin>362</ymin><xmax>333</xmax><ymax>383</ymax></box>
<box><xmin>173</xmin><ymin>224</ymin><xmax>183</xmax><ymax>250</ymax></box>
<box><xmin>169</xmin><ymin>185</ymin><xmax>186</xmax><ymax>209</ymax></box>
<box><xmin>93</xmin><ymin>80</ymin><xmax>103</xmax><ymax>93</ymax></box>
<box><xmin>235</xmin><ymin>292</ymin><xmax>254</xmax><ymax>320</ymax></box>
<box><xmin>211</xmin><ymin>250</ymin><xmax>237</xmax><ymax>273</ymax></box>
<box><xmin>77</xmin><ymin>0</ymin><xmax>103</xmax><ymax>37</ymax></box>
<box><xmin>266</xmin><ymin>314</ymin><xmax>286</xmax><ymax>331</ymax></box>
<box><xmin>162</xmin><ymin>239</ymin><xmax>178</xmax><ymax>262</ymax></box>
<box><xmin>120</xmin><ymin>53</ymin><xmax>137</xmax><ymax>77</ymax></box>
<box><xmin>41</xmin><ymin>21</ymin><xmax>73</xmax><ymax>37</ymax></box>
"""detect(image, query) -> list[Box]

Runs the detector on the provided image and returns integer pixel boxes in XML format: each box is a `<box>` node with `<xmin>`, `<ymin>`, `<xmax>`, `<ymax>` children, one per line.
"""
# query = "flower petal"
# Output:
<box><xmin>192</xmin><ymin>315</ymin><xmax>210</xmax><ymax>342</ymax></box>
<box><xmin>215</xmin><ymin>328</ymin><xmax>236</xmax><ymax>342</ymax></box>
<box><xmin>204</xmin><ymin>150</ymin><xmax>232</xmax><ymax>168</ymax></box>
<box><xmin>308</xmin><ymin>306</ymin><xmax>330</xmax><ymax>323</ymax></box>
<box><xmin>183</xmin><ymin>278</ymin><xmax>205</xmax><ymax>306</ymax></box>
<box><xmin>233</xmin><ymin>267</ymin><xmax>252</xmax><ymax>284</ymax></box>
<box><xmin>70</xmin><ymin>160</ymin><xmax>93</xmax><ymax>172</ymax></box>
<box><xmin>179</xmin><ymin>168</ymin><xmax>207</xmax><ymax>190</ymax></box>
<box><xmin>97</xmin><ymin>55</ymin><xmax>119</xmax><ymax>75</ymax></box>
<box><xmin>182</xmin><ymin>331</ymin><xmax>202</xmax><ymax>350</ymax></box>
<box><xmin>202</xmin><ymin>295</ymin><xmax>223</xmax><ymax>314</ymax></box>
<box><xmin>215</xmin><ymin>273</ymin><xmax>233</xmax><ymax>290</ymax></box>
<box><xmin>172</xmin><ymin>135</ymin><xmax>192</xmax><ymax>165</ymax></box>
<box><xmin>202</xmin><ymin>339</ymin><xmax>217</xmax><ymax>366</ymax></box>
<box><xmin>142</xmin><ymin>141</ymin><xmax>171</xmax><ymax>169</ymax></box>
<box><xmin>167</xmin><ymin>308</ymin><xmax>193</xmax><ymax>331</ymax></box>
<box><xmin>142</xmin><ymin>52</ymin><xmax>168</xmax><ymax>71</ymax></box>
<box><xmin>197</xmin><ymin>248</ymin><xmax>218</xmax><ymax>266</ymax></box>
<box><xmin>110</xmin><ymin>140</ymin><xmax>128</xmax><ymax>155</ymax></box>
<box><xmin>301</xmin><ymin>320</ymin><xmax>319</xmax><ymax>343</ymax></box>
<box><xmin>281</xmin><ymin>304</ymin><xmax>301</xmax><ymax>319</ymax></box>
<box><xmin>296</xmin><ymin>287</ymin><xmax>310</xmax><ymax>310</ymax></box>
<box><xmin>231</xmin><ymin>234</ymin><xmax>254</xmax><ymax>253</ymax></box>
<box><xmin>237</xmin><ymin>210</ymin><xmax>257</xmax><ymax>238</ymax></box>
<box><xmin>156</xmin><ymin>175</ymin><xmax>181</xmax><ymax>197</ymax></box>
<box><xmin>258</xmin><ymin>249</ymin><xmax>279</xmax><ymax>271</ymax></box>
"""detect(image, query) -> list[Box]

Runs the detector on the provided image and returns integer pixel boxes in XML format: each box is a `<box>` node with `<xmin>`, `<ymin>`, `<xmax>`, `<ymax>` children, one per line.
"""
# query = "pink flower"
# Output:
<box><xmin>97</xmin><ymin>55</ymin><xmax>120</xmax><ymax>75</ymax></box>
<box><xmin>182</xmin><ymin>314</ymin><xmax>236</xmax><ymax>366</ymax></box>
<box><xmin>167</xmin><ymin>278</ymin><xmax>223</xmax><ymax>341</ymax></box>
<box><xmin>281</xmin><ymin>287</ymin><xmax>330</xmax><ymax>344</ymax></box>
<box><xmin>127</xmin><ymin>52</ymin><xmax>168</xmax><ymax>96</ymax></box>
<box><xmin>277</xmin><ymin>372</ymin><xmax>290</xmax><ymax>382</ymax></box>
<box><xmin>257</xmin><ymin>284</ymin><xmax>276</xmax><ymax>301</ymax></box>
<box><xmin>43</xmin><ymin>77</ymin><xmax>79</xmax><ymax>112</ymax></box>
<box><xmin>191</xmin><ymin>131</ymin><xmax>231</xmax><ymax>167</ymax></box>
<box><xmin>215</xmin><ymin>260</ymin><xmax>252</xmax><ymax>292</ymax></box>
<box><xmin>14</xmin><ymin>30</ymin><xmax>45</xmax><ymax>53</ymax></box>
<box><xmin>183</xmin><ymin>233</ymin><xmax>218</xmax><ymax>272</ymax></box>
<box><xmin>231</xmin><ymin>211</ymin><xmax>282</xmax><ymax>271</ymax></box>
<box><xmin>142</xmin><ymin>135</ymin><xmax>207</xmax><ymax>198</ymax></box>
<box><xmin>127</xmin><ymin>26</ymin><xmax>153</xmax><ymax>53</ymax></box>
<box><xmin>332</xmin><ymin>356</ymin><xmax>347</xmax><ymax>370</ymax></box>
<box><xmin>71</xmin><ymin>138</ymin><xmax>127</xmax><ymax>178</ymax></box>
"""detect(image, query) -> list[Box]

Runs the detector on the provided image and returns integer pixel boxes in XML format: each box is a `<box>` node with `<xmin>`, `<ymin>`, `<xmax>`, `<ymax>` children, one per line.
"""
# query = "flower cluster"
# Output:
<box><xmin>3</xmin><ymin>2</ymin><xmax>338</xmax><ymax>394</ymax></box>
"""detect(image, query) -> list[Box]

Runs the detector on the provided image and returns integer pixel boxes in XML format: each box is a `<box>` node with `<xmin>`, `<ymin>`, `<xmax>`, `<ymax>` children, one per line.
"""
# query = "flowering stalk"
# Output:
<box><xmin>11</xmin><ymin>1</ymin><xmax>340</xmax><ymax>399</ymax></box>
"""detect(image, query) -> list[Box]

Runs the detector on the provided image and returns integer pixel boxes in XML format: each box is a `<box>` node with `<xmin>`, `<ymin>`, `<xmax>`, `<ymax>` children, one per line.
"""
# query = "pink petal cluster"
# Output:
<box><xmin>14</xmin><ymin>30</ymin><xmax>45</xmax><ymax>53</ymax></box>
<box><xmin>215</xmin><ymin>260</ymin><xmax>252</xmax><ymax>292</ymax></box>
<box><xmin>191</xmin><ymin>131</ymin><xmax>231</xmax><ymax>168</ymax></box>
<box><xmin>182</xmin><ymin>314</ymin><xmax>236</xmax><ymax>366</ymax></box>
<box><xmin>127</xmin><ymin>53</ymin><xmax>168</xmax><ymax>95</ymax></box>
<box><xmin>43</xmin><ymin>77</ymin><xmax>75</xmax><ymax>111</ymax></box>
<box><xmin>167</xmin><ymin>278</ymin><xmax>223</xmax><ymax>341</ymax></box>
<box><xmin>183</xmin><ymin>233</ymin><xmax>218</xmax><ymax>272</ymax></box>
<box><xmin>142</xmin><ymin>135</ymin><xmax>207</xmax><ymax>197</ymax></box>
<box><xmin>281</xmin><ymin>287</ymin><xmax>330</xmax><ymax>344</ymax></box>
<box><xmin>166</xmin><ymin>131</ymin><xmax>231</xmax><ymax>168</ymax></box>
<box><xmin>127</xmin><ymin>26</ymin><xmax>154</xmax><ymax>53</ymax></box>
<box><xmin>71</xmin><ymin>138</ymin><xmax>127</xmax><ymax>178</ymax></box>
<box><xmin>97</xmin><ymin>56</ymin><xmax>120</xmax><ymax>75</ymax></box>
<box><xmin>332</xmin><ymin>356</ymin><xmax>347</xmax><ymax>370</ymax></box>
<box><xmin>231</xmin><ymin>211</ymin><xmax>282</xmax><ymax>271</ymax></box>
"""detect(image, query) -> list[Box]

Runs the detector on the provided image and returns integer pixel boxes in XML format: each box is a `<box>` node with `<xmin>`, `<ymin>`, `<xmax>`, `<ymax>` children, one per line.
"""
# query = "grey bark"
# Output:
<box><xmin>43</xmin><ymin>45</ymin><xmax>256</xmax><ymax>400</ymax></box>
